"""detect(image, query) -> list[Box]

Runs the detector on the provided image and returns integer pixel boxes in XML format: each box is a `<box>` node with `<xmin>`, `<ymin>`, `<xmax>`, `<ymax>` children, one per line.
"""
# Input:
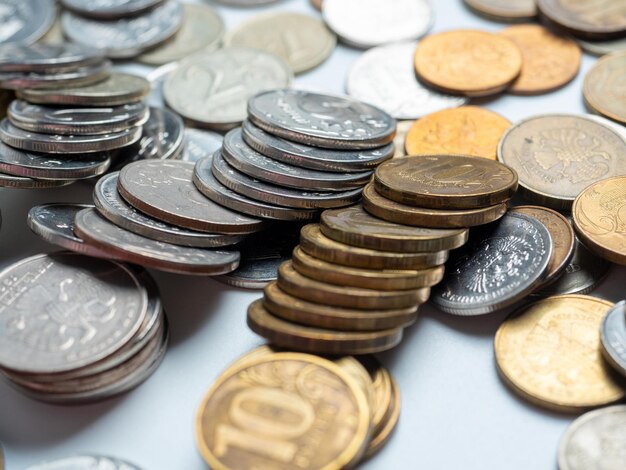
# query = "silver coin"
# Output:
<box><xmin>0</xmin><ymin>252</ymin><xmax>147</xmax><ymax>374</ymax></box>
<box><xmin>0</xmin><ymin>43</ymin><xmax>104</xmax><ymax>73</ymax></box>
<box><xmin>242</xmin><ymin>119</ymin><xmax>393</xmax><ymax>172</ymax></box>
<box><xmin>222</xmin><ymin>128</ymin><xmax>373</xmax><ymax>191</ymax></box>
<box><xmin>0</xmin><ymin>119</ymin><xmax>140</xmax><ymax>154</ymax></box>
<box><xmin>62</xmin><ymin>1</ymin><xmax>183</xmax><ymax>59</ymax></box>
<box><xmin>25</xmin><ymin>454</ymin><xmax>143</xmax><ymax>470</ymax></box>
<box><xmin>584</xmin><ymin>113</ymin><xmax>626</xmax><ymax>140</ymax></box>
<box><xmin>0</xmin><ymin>60</ymin><xmax>111</xmax><ymax>90</ymax></box>
<box><xmin>75</xmin><ymin>208</ymin><xmax>241</xmax><ymax>275</ymax></box>
<box><xmin>322</xmin><ymin>0</ymin><xmax>433</xmax><ymax>49</ymax></box>
<box><xmin>144</xmin><ymin>62</ymin><xmax>178</xmax><ymax>108</ymax></box>
<box><xmin>0</xmin><ymin>0</ymin><xmax>55</xmax><ymax>45</ymax></box>
<box><xmin>94</xmin><ymin>172</ymin><xmax>244</xmax><ymax>248</ymax></box>
<box><xmin>8</xmin><ymin>100</ymin><xmax>149</xmax><ymax>135</ymax></box>
<box><xmin>578</xmin><ymin>37</ymin><xmax>626</xmax><ymax>56</ymax></box>
<box><xmin>248</xmin><ymin>89</ymin><xmax>396</xmax><ymax>149</ymax></box>
<box><xmin>601</xmin><ymin>300</ymin><xmax>626</xmax><ymax>378</ymax></box>
<box><xmin>213</xmin><ymin>0</ymin><xmax>282</xmax><ymax>6</ymax></box>
<box><xmin>558</xmin><ymin>405</ymin><xmax>626</xmax><ymax>470</ymax></box>
<box><xmin>61</xmin><ymin>0</ymin><xmax>165</xmax><ymax>19</ymax></box>
<box><xmin>164</xmin><ymin>47</ymin><xmax>292</xmax><ymax>128</ymax></box>
<box><xmin>347</xmin><ymin>41</ymin><xmax>467</xmax><ymax>119</ymax></box>
<box><xmin>433</xmin><ymin>212</ymin><xmax>552</xmax><ymax>315</ymax></box>
<box><xmin>180</xmin><ymin>128</ymin><xmax>223</xmax><ymax>163</ymax></box>
<box><xmin>0</xmin><ymin>172</ymin><xmax>73</xmax><ymax>188</ymax></box>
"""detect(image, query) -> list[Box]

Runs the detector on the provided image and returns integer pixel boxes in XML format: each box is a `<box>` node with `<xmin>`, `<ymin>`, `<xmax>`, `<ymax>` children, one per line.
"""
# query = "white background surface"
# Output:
<box><xmin>1</xmin><ymin>0</ymin><xmax>625</xmax><ymax>469</ymax></box>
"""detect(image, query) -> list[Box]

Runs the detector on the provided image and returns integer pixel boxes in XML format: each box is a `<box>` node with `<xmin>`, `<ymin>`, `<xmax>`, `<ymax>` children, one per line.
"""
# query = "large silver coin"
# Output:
<box><xmin>432</xmin><ymin>212</ymin><xmax>552</xmax><ymax>315</ymax></box>
<box><xmin>222</xmin><ymin>128</ymin><xmax>372</xmax><ymax>191</ymax></box>
<box><xmin>74</xmin><ymin>208</ymin><xmax>241</xmax><ymax>276</ymax></box>
<box><xmin>347</xmin><ymin>42</ymin><xmax>467</xmax><ymax>119</ymax></box>
<box><xmin>180</xmin><ymin>128</ymin><xmax>223</xmax><ymax>163</ymax></box>
<box><xmin>62</xmin><ymin>1</ymin><xmax>183</xmax><ymax>59</ymax></box>
<box><xmin>61</xmin><ymin>0</ymin><xmax>164</xmax><ymax>19</ymax></box>
<box><xmin>25</xmin><ymin>455</ymin><xmax>143</xmax><ymax>470</ymax></box>
<box><xmin>164</xmin><ymin>47</ymin><xmax>292</xmax><ymax>128</ymax></box>
<box><xmin>0</xmin><ymin>252</ymin><xmax>147</xmax><ymax>374</ymax></box>
<box><xmin>0</xmin><ymin>60</ymin><xmax>111</xmax><ymax>90</ymax></box>
<box><xmin>242</xmin><ymin>120</ymin><xmax>393</xmax><ymax>171</ymax></box>
<box><xmin>0</xmin><ymin>172</ymin><xmax>73</xmax><ymax>189</ymax></box>
<box><xmin>558</xmin><ymin>405</ymin><xmax>626</xmax><ymax>470</ymax></box>
<box><xmin>0</xmin><ymin>0</ymin><xmax>55</xmax><ymax>45</ymax></box>
<box><xmin>0</xmin><ymin>43</ymin><xmax>104</xmax><ymax>73</ymax></box>
<box><xmin>248</xmin><ymin>89</ymin><xmax>396</xmax><ymax>149</ymax></box>
<box><xmin>94</xmin><ymin>172</ymin><xmax>244</xmax><ymax>248</ymax></box>
<box><xmin>601</xmin><ymin>300</ymin><xmax>626</xmax><ymax>378</ymax></box>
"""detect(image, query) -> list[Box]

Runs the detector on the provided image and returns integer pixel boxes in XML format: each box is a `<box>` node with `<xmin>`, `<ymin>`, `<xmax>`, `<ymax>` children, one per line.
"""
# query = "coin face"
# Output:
<box><xmin>61</xmin><ymin>0</ymin><xmax>164</xmax><ymax>19</ymax></box>
<box><xmin>463</xmin><ymin>0</ymin><xmax>537</xmax><ymax>21</ymax></box>
<box><xmin>537</xmin><ymin>0</ymin><xmax>626</xmax><ymax>40</ymax></box>
<box><xmin>180</xmin><ymin>128</ymin><xmax>223</xmax><ymax>163</ymax></box>
<box><xmin>25</xmin><ymin>454</ymin><xmax>143</xmax><ymax>470</ymax></box>
<box><xmin>0</xmin><ymin>0</ymin><xmax>55</xmax><ymax>45</ymax></box>
<box><xmin>601</xmin><ymin>301</ymin><xmax>626</xmax><ymax>378</ymax></box>
<box><xmin>584</xmin><ymin>51</ymin><xmax>626</xmax><ymax>124</ymax></box>
<box><xmin>405</xmin><ymin>106</ymin><xmax>511</xmax><ymax>159</ymax></box>
<box><xmin>497</xmin><ymin>114</ymin><xmax>626</xmax><ymax>209</ymax></box>
<box><xmin>414</xmin><ymin>30</ymin><xmax>522</xmax><ymax>96</ymax></box>
<box><xmin>0</xmin><ymin>43</ymin><xmax>104</xmax><ymax>73</ymax></box>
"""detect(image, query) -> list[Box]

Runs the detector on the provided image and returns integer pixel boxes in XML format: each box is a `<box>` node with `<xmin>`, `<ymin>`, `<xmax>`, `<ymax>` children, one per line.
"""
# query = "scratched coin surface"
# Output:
<box><xmin>25</xmin><ymin>454</ymin><xmax>143</xmax><ymax>470</ymax></box>
<box><xmin>0</xmin><ymin>43</ymin><xmax>104</xmax><ymax>73</ymax></box>
<box><xmin>537</xmin><ymin>0</ymin><xmax>626</xmax><ymax>40</ymax></box>
<box><xmin>60</xmin><ymin>0</ymin><xmax>164</xmax><ymax>19</ymax></box>
<box><xmin>0</xmin><ymin>0</ymin><xmax>55</xmax><ymax>45</ymax></box>
<box><xmin>495</xmin><ymin>295</ymin><xmax>625</xmax><ymax>411</ymax></box>
<box><xmin>584</xmin><ymin>51</ymin><xmax>626</xmax><ymax>124</ymax></box>
<box><xmin>463</xmin><ymin>0</ymin><xmax>537</xmax><ymax>21</ymax></box>
<box><xmin>601</xmin><ymin>301</ymin><xmax>626</xmax><ymax>378</ymax></box>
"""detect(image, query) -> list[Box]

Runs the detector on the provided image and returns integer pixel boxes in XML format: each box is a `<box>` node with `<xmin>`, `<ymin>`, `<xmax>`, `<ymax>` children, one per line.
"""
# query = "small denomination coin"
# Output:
<box><xmin>248</xmin><ymin>89</ymin><xmax>396</xmax><ymax>150</ymax></box>
<box><xmin>25</xmin><ymin>455</ymin><xmax>143</xmax><ymax>470</ymax></box>
<box><xmin>601</xmin><ymin>301</ymin><xmax>626</xmax><ymax>378</ymax></box>
<box><xmin>0</xmin><ymin>60</ymin><xmax>111</xmax><ymax>90</ymax></box>
<box><xmin>578</xmin><ymin>37</ymin><xmax>626</xmax><ymax>56</ymax></box>
<box><xmin>405</xmin><ymin>106</ymin><xmax>511</xmax><ymax>159</ymax></box>
<box><xmin>497</xmin><ymin>114</ymin><xmax>626</xmax><ymax>209</ymax></box>
<box><xmin>537</xmin><ymin>0</ymin><xmax>626</xmax><ymax>40</ymax></box>
<box><xmin>365</xmin><ymin>371</ymin><xmax>400</xmax><ymax>459</ymax></box>
<box><xmin>433</xmin><ymin>212</ymin><xmax>552</xmax><ymax>315</ymax></box>
<box><xmin>0</xmin><ymin>0</ymin><xmax>55</xmax><ymax>45</ymax></box>
<box><xmin>0</xmin><ymin>172</ymin><xmax>72</xmax><ymax>189</ymax></box>
<box><xmin>180</xmin><ymin>128</ymin><xmax>223</xmax><ymax>163</ymax></box>
<box><xmin>495</xmin><ymin>295</ymin><xmax>625</xmax><ymax>412</ymax></box>
<box><xmin>414</xmin><ymin>30</ymin><xmax>522</xmax><ymax>97</ymax></box>
<box><xmin>0</xmin><ymin>43</ymin><xmax>104</xmax><ymax>73</ymax></box>
<box><xmin>61</xmin><ymin>0</ymin><xmax>164</xmax><ymax>18</ymax></box>
<box><xmin>224</xmin><ymin>11</ymin><xmax>335</xmax><ymax>74</ymax></box>
<box><xmin>584</xmin><ymin>51</ymin><xmax>626</xmax><ymax>124</ymax></box>
<box><xmin>463</xmin><ymin>0</ymin><xmax>537</xmax><ymax>22</ymax></box>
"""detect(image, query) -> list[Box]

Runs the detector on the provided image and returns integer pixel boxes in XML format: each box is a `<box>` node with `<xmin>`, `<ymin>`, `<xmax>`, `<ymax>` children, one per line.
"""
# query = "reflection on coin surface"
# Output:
<box><xmin>537</xmin><ymin>0</ymin><xmax>626</xmax><ymax>40</ymax></box>
<box><xmin>463</xmin><ymin>0</ymin><xmax>536</xmax><ymax>21</ymax></box>
<box><xmin>25</xmin><ymin>454</ymin><xmax>143</xmax><ymax>470</ymax></box>
<box><xmin>601</xmin><ymin>301</ymin><xmax>626</xmax><ymax>378</ymax></box>
<box><xmin>584</xmin><ymin>51</ymin><xmax>626</xmax><ymax>124</ymax></box>
<box><xmin>0</xmin><ymin>43</ymin><xmax>104</xmax><ymax>73</ymax></box>
<box><xmin>0</xmin><ymin>0</ymin><xmax>55</xmax><ymax>45</ymax></box>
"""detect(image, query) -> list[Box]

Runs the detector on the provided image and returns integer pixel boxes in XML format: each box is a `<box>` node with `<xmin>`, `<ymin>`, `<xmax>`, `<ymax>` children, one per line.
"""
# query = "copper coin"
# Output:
<box><xmin>404</xmin><ymin>106</ymin><xmax>511</xmax><ymax>159</ymax></box>
<box><xmin>414</xmin><ymin>30</ymin><xmax>523</xmax><ymax>97</ymax></box>
<box><xmin>463</xmin><ymin>0</ymin><xmax>537</xmax><ymax>22</ymax></box>
<box><xmin>537</xmin><ymin>0</ymin><xmax>626</xmax><ymax>40</ymax></box>
<box><xmin>500</xmin><ymin>24</ymin><xmax>581</xmax><ymax>95</ymax></box>
<box><xmin>584</xmin><ymin>51</ymin><xmax>626</xmax><ymax>124</ymax></box>
<box><xmin>364</xmin><ymin>374</ymin><xmax>400</xmax><ymax>459</ymax></box>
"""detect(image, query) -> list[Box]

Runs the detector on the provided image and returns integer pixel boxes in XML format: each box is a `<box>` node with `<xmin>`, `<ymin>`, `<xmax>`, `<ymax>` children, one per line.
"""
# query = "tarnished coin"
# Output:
<box><xmin>578</xmin><ymin>37</ymin><xmax>626</xmax><ymax>56</ymax></box>
<box><xmin>180</xmin><ymin>128</ymin><xmax>223</xmax><ymax>163</ymax></box>
<box><xmin>196</xmin><ymin>352</ymin><xmax>371</xmax><ymax>469</ymax></box>
<box><xmin>25</xmin><ymin>454</ymin><xmax>143</xmax><ymax>470</ymax></box>
<box><xmin>61</xmin><ymin>0</ymin><xmax>164</xmax><ymax>19</ymax></box>
<box><xmin>224</xmin><ymin>11</ymin><xmax>335</xmax><ymax>74</ymax></box>
<box><xmin>405</xmin><ymin>106</ymin><xmax>511</xmax><ymax>159</ymax></box>
<box><xmin>347</xmin><ymin>42</ymin><xmax>467</xmax><ymax>120</ymax></box>
<box><xmin>0</xmin><ymin>60</ymin><xmax>111</xmax><ymax>90</ymax></box>
<box><xmin>0</xmin><ymin>43</ymin><xmax>104</xmax><ymax>73</ymax></box>
<box><xmin>463</xmin><ymin>0</ymin><xmax>537</xmax><ymax>22</ymax></box>
<box><xmin>500</xmin><ymin>24</ymin><xmax>581</xmax><ymax>95</ymax></box>
<box><xmin>118</xmin><ymin>160</ymin><xmax>267</xmax><ymax>234</ymax></box>
<box><xmin>0</xmin><ymin>0</ymin><xmax>55</xmax><ymax>45</ymax></box>
<box><xmin>0</xmin><ymin>172</ymin><xmax>73</xmax><ymax>189</ymax></box>
<box><xmin>537</xmin><ymin>0</ymin><xmax>626</xmax><ymax>40</ymax></box>
<box><xmin>248</xmin><ymin>89</ymin><xmax>396</xmax><ymax>150</ymax></box>
<box><xmin>374</xmin><ymin>155</ymin><xmax>518</xmax><ymax>209</ymax></box>
<box><xmin>433</xmin><ymin>212</ymin><xmax>552</xmax><ymax>315</ymax></box>
<box><xmin>414</xmin><ymin>30</ymin><xmax>523</xmax><ymax>97</ymax></box>
<box><xmin>495</xmin><ymin>295</ymin><xmax>625</xmax><ymax>411</ymax></box>
<box><xmin>323</xmin><ymin>0</ymin><xmax>433</xmax><ymax>48</ymax></box>
<box><xmin>164</xmin><ymin>47</ymin><xmax>292</xmax><ymax>128</ymax></box>
<box><xmin>601</xmin><ymin>301</ymin><xmax>626</xmax><ymax>378</ymax></box>
<box><xmin>584</xmin><ymin>51</ymin><xmax>626</xmax><ymax>125</ymax></box>
<box><xmin>497</xmin><ymin>114</ymin><xmax>626</xmax><ymax>209</ymax></box>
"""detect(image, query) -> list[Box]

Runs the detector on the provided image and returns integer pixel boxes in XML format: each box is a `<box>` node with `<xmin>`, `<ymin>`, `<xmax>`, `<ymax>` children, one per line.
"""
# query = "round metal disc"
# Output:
<box><xmin>601</xmin><ymin>300</ymin><xmax>626</xmax><ymax>378</ymax></box>
<box><xmin>0</xmin><ymin>0</ymin><xmax>56</xmax><ymax>45</ymax></box>
<box><xmin>61</xmin><ymin>0</ymin><xmax>165</xmax><ymax>19</ymax></box>
<box><xmin>0</xmin><ymin>43</ymin><xmax>105</xmax><ymax>73</ymax></box>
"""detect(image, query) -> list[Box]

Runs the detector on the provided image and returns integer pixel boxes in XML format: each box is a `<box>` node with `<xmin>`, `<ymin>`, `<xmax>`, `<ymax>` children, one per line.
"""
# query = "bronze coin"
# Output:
<box><xmin>537</xmin><ymin>0</ymin><xmax>626</xmax><ymax>40</ymax></box>
<box><xmin>374</xmin><ymin>155</ymin><xmax>518</xmax><ymax>209</ymax></box>
<box><xmin>364</xmin><ymin>373</ymin><xmax>400</xmax><ymax>459</ymax></box>
<box><xmin>584</xmin><ymin>51</ymin><xmax>626</xmax><ymax>124</ymax></box>
<box><xmin>463</xmin><ymin>0</ymin><xmax>537</xmax><ymax>22</ymax></box>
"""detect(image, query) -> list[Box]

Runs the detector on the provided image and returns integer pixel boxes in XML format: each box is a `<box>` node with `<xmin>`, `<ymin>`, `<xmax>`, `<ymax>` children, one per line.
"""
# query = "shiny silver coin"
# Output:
<box><xmin>601</xmin><ymin>300</ymin><xmax>626</xmax><ymax>378</ymax></box>
<box><xmin>74</xmin><ymin>208</ymin><xmax>241</xmax><ymax>276</ymax></box>
<box><xmin>0</xmin><ymin>60</ymin><xmax>111</xmax><ymax>90</ymax></box>
<box><xmin>241</xmin><ymin>119</ymin><xmax>393</xmax><ymax>172</ymax></box>
<box><xmin>578</xmin><ymin>37</ymin><xmax>626</xmax><ymax>56</ymax></box>
<box><xmin>433</xmin><ymin>212</ymin><xmax>552</xmax><ymax>315</ymax></box>
<box><xmin>62</xmin><ymin>1</ymin><xmax>183</xmax><ymax>59</ymax></box>
<box><xmin>94</xmin><ymin>172</ymin><xmax>244</xmax><ymax>248</ymax></box>
<box><xmin>0</xmin><ymin>43</ymin><xmax>104</xmax><ymax>73</ymax></box>
<box><xmin>25</xmin><ymin>454</ymin><xmax>143</xmax><ymax>470</ymax></box>
<box><xmin>61</xmin><ymin>0</ymin><xmax>165</xmax><ymax>19</ymax></box>
<box><xmin>8</xmin><ymin>100</ymin><xmax>149</xmax><ymax>135</ymax></box>
<box><xmin>0</xmin><ymin>0</ymin><xmax>55</xmax><ymax>45</ymax></box>
<box><xmin>248</xmin><ymin>89</ymin><xmax>396</xmax><ymax>149</ymax></box>
<box><xmin>222</xmin><ymin>128</ymin><xmax>373</xmax><ymax>191</ymax></box>
<box><xmin>194</xmin><ymin>152</ymin><xmax>318</xmax><ymax>221</ymax></box>
<box><xmin>0</xmin><ymin>172</ymin><xmax>73</xmax><ymax>189</ymax></box>
<box><xmin>180</xmin><ymin>128</ymin><xmax>223</xmax><ymax>163</ymax></box>
<box><xmin>0</xmin><ymin>119</ymin><xmax>141</xmax><ymax>154</ymax></box>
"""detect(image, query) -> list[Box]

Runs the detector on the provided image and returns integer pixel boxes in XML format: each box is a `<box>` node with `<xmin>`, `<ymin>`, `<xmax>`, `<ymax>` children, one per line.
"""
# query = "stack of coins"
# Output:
<box><xmin>0</xmin><ymin>253</ymin><xmax>168</xmax><ymax>404</ymax></box>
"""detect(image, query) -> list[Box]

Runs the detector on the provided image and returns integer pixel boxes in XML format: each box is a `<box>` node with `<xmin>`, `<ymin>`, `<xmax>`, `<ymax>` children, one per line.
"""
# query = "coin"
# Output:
<box><xmin>0</xmin><ymin>60</ymin><xmax>111</xmax><ymax>90</ymax></box>
<box><xmin>180</xmin><ymin>128</ymin><xmax>223</xmax><ymax>163</ymax></box>
<box><xmin>323</xmin><ymin>0</ymin><xmax>433</xmax><ymax>48</ymax></box>
<box><xmin>537</xmin><ymin>0</ymin><xmax>626</xmax><ymax>40</ymax></box>
<box><xmin>573</xmin><ymin>176</ymin><xmax>626</xmax><ymax>265</ymax></box>
<box><xmin>374</xmin><ymin>155</ymin><xmax>518</xmax><ymax>209</ymax></box>
<box><xmin>558</xmin><ymin>405</ymin><xmax>626</xmax><ymax>470</ymax></box>
<box><xmin>584</xmin><ymin>113</ymin><xmax>626</xmax><ymax>140</ymax></box>
<box><xmin>404</xmin><ymin>106</ymin><xmax>511</xmax><ymax>159</ymax></box>
<box><xmin>0</xmin><ymin>43</ymin><xmax>104</xmax><ymax>73</ymax></box>
<box><xmin>0</xmin><ymin>172</ymin><xmax>72</xmax><ymax>189</ymax></box>
<box><xmin>0</xmin><ymin>0</ymin><xmax>55</xmax><ymax>45</ymax></box>
<box><xmin>497</xmin><ymin>114</ymin><xmax>626</xmax><ymax>209</ymax></box>
<box><xmin>347</xmin><ymin>42</ymin><xmax>467</xmax><ymax>120</ymax></box>
<box><xmin>414</xmin><ymin>30</ymin><xmax>522</xmax><ymax>97</ymax></box>
<box><xmin>118</xmin><ymin>160</ymin><xmax>267</xmax><ymax>234</ymax></box>
<box><xmin>364</xmin><ymin>373</ymin><xmax>400</xmax><ymax>459</ymax></box>
<box><xmin>584</xmin><ymin>51</ymin><xmax>626</xmax><ymax>125</ymax></box>
<box><xmin>601</xmin><ymin>301</ymin><xmax>626</xmax><ymax>378</ymax></box>
<box><xmin>38</xmin><ymin>13</ymin><xmax>63</xmax><ymax>45</ymax></box>
<box><xmin>301</xmin><ymin>224</ymin><xmax>449</xmax><ymax>269</ymax></box>
<box><xmin>25</xmin><ymin>455</ymin><xmax>143</xmax><ymax>470</ymax></box>
<box><xmin>393</xmin><ymin>120</ymin><xmax>413</xmax><ymax>159</ymax></box>
<box><xmin>248</xmin><ymin>89</ymin><xmax>396</xmax><ymax>150</ymax></box>
<box><xmin>61</xmin><ymin>0</ymin><xmax>164</xmax><ymax>19</ymax></box>
<box><xmin>196</xmin><ymin>352</ymin><xmax>371</xmax><ymax>469</ymax></box>
<box><xmin>463</xmin><ymin>0</ymin><xmax>537</xmax><ymax>22</ymax></box>
<box><xmin>164</xmin><ymin>47</ymin><xmax>292</xmax><ymax>128</ymax></box>
<box><xmin>495</xmin><ymin>295</ymin><xmax>625</xmax><ymax>412</ymax></box>
<box><xmin>500</xmin><ymin>24</ymin><xmax>581</xmax><ymax>95</ymax></box>
<box><xmin>433</xmin><ymin>212</ymin><xmax>552</xmax><ymax>315</ymax></box>
<box><xmin>578</xmin><ymin>37</ymin><xmax>626</xmax><ymax>56</ymax></box>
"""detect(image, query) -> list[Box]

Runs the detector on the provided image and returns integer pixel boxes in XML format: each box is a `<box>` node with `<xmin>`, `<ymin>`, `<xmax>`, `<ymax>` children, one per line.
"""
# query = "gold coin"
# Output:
<box><xmin>414</xmin><ymin>30</ymin><xmax>523</xmax><ymax>97</ymax></box>
<box><xmin>364</xmin><ymin>373</ymin><xmax>400</xmax><ymax>459</ymax></box>
<box><xmin>584</xmin><ymin>51</ymin><xmax>626</xmax><ymax>125</ymax></box>
<box><xmin>495</xmin><ymin>295</ymin><xmax>625</xmax><ymax>412</ymax></box>
<box><xmin>573</xmin><ymin>176</ymin><xmax>626</xmax><ymax>266</ymax></box>
<box><xmin>362</xmin><ymin>184</ymin><xmax>508</xmax><ymax>228</ymax></box>
<box><xmin>500</xmin><ymin>24</ymin><xmax>581</xmax><ymax>95</ymax></box>
<box><xmin>278</xmin><ymin>261</ymin><xmax>430</xmax><ymax>310</ymax></box>
<box><xmin>196</xmin><ymin>352</ymin><xmax>371</xmax><ymax>469</ymax></box>
<box><xmin>247</xmin><ymin>300</ymin><xmax>404</xmax><ymax>354</ymax></box>
<box><xmin>264</xmin><ymin>282</ymin><xmax>418</xmax><ymax>331</ymax></box>
<box><xmin>357</xmin><ymin>357</ymin><xmax>393</xmax><ymax>437</ymax></box>
<box><xmin>300</xmin><ymin>224</ymin><xmax>449</xmax><ymax>269</ymax></box>
<box><xmin>292</xmin><ymin>246</ymin><xmax>444</xmax><ymax>291</ymax></box>
<box><xmin>374</xmin><ymin>155</ymin><xmax>518</xmax><ymax>209</ymax></box>
<box><xmin>404</xmin><ymin>106</ymin><xmax>511</xmax><ymax>159</ymax></box>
